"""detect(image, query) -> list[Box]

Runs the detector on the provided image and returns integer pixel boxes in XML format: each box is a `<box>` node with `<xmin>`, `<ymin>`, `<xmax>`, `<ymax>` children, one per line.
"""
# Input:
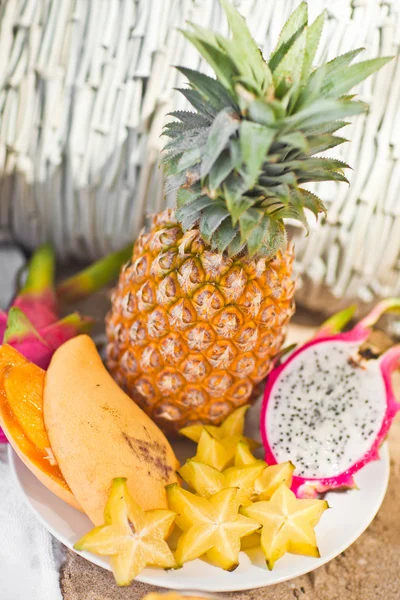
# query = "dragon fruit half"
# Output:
<box><xmin>261</xmin><ymin>299</ymin><xmax>400</xmax><ymax>498</ymax></box>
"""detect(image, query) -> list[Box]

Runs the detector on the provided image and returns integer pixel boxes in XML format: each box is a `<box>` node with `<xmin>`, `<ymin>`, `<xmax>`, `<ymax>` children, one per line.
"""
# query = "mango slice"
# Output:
<box><xmin>0</xmin><ymin>345</ymin><xmax>79</xmax><ymax>510</ymax></box>
<box><xmin>75</xmin><ymin>478</ymin><xmax>176</xmax><ymax>586</ymax></box>
<box><xmin>44</xmin><ymin>335</ymin><xmax>178</xmax><ymax>525</ymax></box>
<box><xmin>167</xmin><ymin>484</ymin><xmax>260</xmax><ymax>570</ymax></box>
<box><xmin>242</xmin><ymin>483</ymin><xmax>328</xmax><ymax>569</ymax></box>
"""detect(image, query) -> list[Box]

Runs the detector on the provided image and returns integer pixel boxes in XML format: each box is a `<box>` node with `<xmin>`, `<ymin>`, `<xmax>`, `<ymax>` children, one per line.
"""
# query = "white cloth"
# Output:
<box><xmin>0</xmin><ymin>447</ymin><xmax>62</xmax><ymax>600</ymax></box>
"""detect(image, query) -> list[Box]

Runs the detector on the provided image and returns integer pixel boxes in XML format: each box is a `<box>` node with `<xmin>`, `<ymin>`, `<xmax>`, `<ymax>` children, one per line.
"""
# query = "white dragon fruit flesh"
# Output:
<box><xmin>261</xmin><ymin>299</ymin><xmax>400</xmax><ymax>498</ymax></box>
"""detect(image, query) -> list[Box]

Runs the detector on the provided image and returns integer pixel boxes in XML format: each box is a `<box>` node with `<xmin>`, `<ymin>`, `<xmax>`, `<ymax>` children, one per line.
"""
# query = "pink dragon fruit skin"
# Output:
<box><xmin>4</xmin><ymin>310</ymin><xmax>94</xmax><ymax>370</ymax></box>
<box><xmin>261</xmin><ymin>299</ymin><xmax>400</xmax><ymax>499</ymax></box>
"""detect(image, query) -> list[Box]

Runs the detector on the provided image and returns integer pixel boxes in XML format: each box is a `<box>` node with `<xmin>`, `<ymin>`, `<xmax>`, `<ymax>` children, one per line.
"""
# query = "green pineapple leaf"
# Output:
<box><xmin>163</xmin><ymin>0</ymin><xmax>392</xmax><ymax>259</ymax></box>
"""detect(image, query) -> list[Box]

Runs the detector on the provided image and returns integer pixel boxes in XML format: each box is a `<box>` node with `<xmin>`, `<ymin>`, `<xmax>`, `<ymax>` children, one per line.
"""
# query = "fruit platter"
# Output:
<box><xmin>1</xmin><ymin>0</ymin><xmax>399</xmax><ymax>595</ymax></box>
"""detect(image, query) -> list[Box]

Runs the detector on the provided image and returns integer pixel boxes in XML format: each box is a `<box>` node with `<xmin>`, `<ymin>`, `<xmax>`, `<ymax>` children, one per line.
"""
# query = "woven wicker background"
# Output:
<box><xmin>0</xmin><ymin>0</ymin><xmax>399</xmax><ymax>312</ymax></box>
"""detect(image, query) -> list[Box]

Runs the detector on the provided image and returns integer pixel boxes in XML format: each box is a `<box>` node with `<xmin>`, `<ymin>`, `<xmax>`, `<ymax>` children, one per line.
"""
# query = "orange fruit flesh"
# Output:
<box><xmin>0</xmin><ymin>346</ymin><xmax>73</xmax><ymax>497</ymax></box>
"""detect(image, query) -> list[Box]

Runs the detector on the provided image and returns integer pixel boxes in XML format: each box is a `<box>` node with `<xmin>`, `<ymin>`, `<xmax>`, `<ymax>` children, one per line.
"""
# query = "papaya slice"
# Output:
<box><xmin>0</xmin><ymin>345</ymin><xmax>80</xmax><ymax>510</ymax></box>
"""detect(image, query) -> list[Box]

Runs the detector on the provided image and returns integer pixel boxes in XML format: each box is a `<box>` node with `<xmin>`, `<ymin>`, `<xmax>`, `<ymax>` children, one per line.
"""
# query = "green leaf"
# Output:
<box><xmin>176</xmin><ymin>187</ymin><xmax>202</xmax><ymax>208</ymax></box>
<box><xmin>261</xmin><ymin>220</ymin><xmax>287</xmax><ymax>258</ymax></box>
<box><xmin>177</xmin><ymin>88</ymin><xmax>218</xmax><ymax>118</ymax></box>
<box><xmin>176</xmin><ymin>67</ymin><xmax>234</xmax><ymax>109</ymax></box>
<box><xmin>247</xmin><ymin>100</ymin><xmax>276</xmax><ymax>126</ymax></box>
<box><xmin>201</xmin><ymin>107</ymin><xmax>239</xmax><ymax>178</ymax></box>
<box><xmin>240</xmin><ymin>121</ymin><xmax>275</xmax><ymax>188</ymax></box>
<box><xmin>208</xmin><ymin>151</ymin><xmax>233</xmax><ymax>191</ymax></box>
<box><xmin>301</xmin><ymin>11</ymin><xmax>325</xmax><ymax>83</ymax></box>
<box><xmin>280</xmin><ymin>131</ymin><xmax>308</xmax><ymax>151</ymax></box>
<box><xmin>321</xmin><ymin>57</ymin><xmax>393</xmax><ymax>98</ymax></box>
<box><xmin>269</xmin><ymin>2</ymin><xmax>308</xmax><ymax>72</ymax></box>
<box><xmin>199</xmin><ymin>204</ymin><xmax>230</xmax><ymax>241</ymax></box>
<box><xmin>247</xmin><ymin>214</ymin><xmax>270</xmax><ymax>256</ymax></box>
<box><xmin>239</xmin><ymin>208</ymin><xmax>263</xmax><ymax>243</ymax></box>
<box><xmin>177</xmin><ymin>196</ymin><xmax>215</xmax><ymax>230</ymax></box>
<box><xmin>182</xmin><ymin>29</ymin><xmax>239</xmax><ymax>90</ymax></box>
<box><xmin>211</xmin><ymin>217</ymin><xmax>237</xmax><ymax>253</ymax></box>
<box><xmin>227</xmin><ymin>232</ymin><xmax>246</xmax><ymax>256</ymax></box>
<box><xmin>304</xmin><ymin>134</ymin><xmax>348</xmax><ymax>155</ymax></box>
<box><xmin>219</xmin><ymin>0</ymin><xmax>272</xmax><ymax>91</ymax></box>
<box><xmin>284</xmin><ymin>99</ymin><xmax>366</xmax><ymax>131</ymax></box>
<box><xmin>304</xmin><ymin>120</ymin><xmax>350</xmax><ymax>135</ymax></box>
<box><xmin>223</xmin><ymin>175</ymin><xmax>252</xmax><ymax>224</ymax></box>
<box><xmin>298</xmin><ymin>188</ymin><xmax>327</xmax><ymax>217</ymax></box>
<box><xmin>177</xmin><ymin>146</ymin><xmax>204</xmax><ymax>171</ymax></box>
<box><xmin>273</xmin><ymin>27</ymin><xmax>307</xmax><ymax>95</ymax></box>
<box><xmin>168</xmin><ymin>110</ymin><xmax>211</xmax><ymax>127</ymax></box>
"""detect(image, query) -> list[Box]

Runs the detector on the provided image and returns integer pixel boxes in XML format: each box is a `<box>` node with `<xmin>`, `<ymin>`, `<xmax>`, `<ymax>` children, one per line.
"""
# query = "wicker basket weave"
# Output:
<box><xmin>0</xmin><ymin>0</ymin><xmax>399</xmax><ymax>313</ymax></box>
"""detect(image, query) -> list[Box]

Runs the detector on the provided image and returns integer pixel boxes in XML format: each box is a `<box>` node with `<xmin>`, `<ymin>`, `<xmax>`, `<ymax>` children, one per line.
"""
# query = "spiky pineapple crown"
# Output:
<box><xmin>163</xmin><ymin>0</ymin><xmax>391</xmax><ymax>258</ymax></box>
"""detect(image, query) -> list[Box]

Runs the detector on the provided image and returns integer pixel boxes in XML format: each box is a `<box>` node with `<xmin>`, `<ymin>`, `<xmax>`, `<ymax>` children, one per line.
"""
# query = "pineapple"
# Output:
<box><xmin>106</xmin><ymin>1</ymin><xmax>390</xmax><ymax>434</ymax></box>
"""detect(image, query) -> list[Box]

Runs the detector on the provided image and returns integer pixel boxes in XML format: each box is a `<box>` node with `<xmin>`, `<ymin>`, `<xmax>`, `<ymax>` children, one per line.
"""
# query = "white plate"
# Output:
<box><xmin>8</xmin><ymin>437</ymin><xmax>390</xmax><ymax>593</ymax></box>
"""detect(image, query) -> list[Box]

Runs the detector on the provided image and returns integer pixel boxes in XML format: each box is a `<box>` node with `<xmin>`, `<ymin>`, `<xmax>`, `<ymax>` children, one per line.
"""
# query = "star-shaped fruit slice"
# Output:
<box><xmin>242</xmin><ymin>483</ymin><xmax>328</xmax><ymax>569</ymax></box>
<box><xmin>193</xmin><ymin>428</ymin><xmax>239</xmax><ymax>470</ymax></box>
<box><xmin>179</xmin><ymin>459</ymin><xmax>265</xmax><ymax>506</ymax></box>
<box><xmin>180</xmin><ymin>405</ymin><xmax>258</xmax><ymax>450</ymax></box>
<box><xmin>74</xmin><ymin>478</ymin><xmax>176</xmax><ymax>586</ymax></box>
<box><xmin>166</xmin><ymin>484</ymin><xmax>260</xmax><ymax>570</ymax></box>
<box><xmin>234</xmin><ymin>441</ymin><xmax>295</xmax><ymax>500</ymax></box>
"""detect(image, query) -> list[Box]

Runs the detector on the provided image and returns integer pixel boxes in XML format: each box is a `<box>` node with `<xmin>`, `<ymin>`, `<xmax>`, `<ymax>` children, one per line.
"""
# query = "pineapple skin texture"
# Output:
<box><xmin>106</xmin><ymin>210</ymin><xmax>295</xmax><ymax>434</ymax></box>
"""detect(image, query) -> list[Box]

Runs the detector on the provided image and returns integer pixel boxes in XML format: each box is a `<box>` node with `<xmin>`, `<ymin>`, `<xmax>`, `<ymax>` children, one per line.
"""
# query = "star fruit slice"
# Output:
<box><xmin>179</xmin><ymin>459</ymin><xmax>265</xmax><ymax>506</ymax></box>
<box><xmin>166</xmin><ymin>484</ymin><xmax>260</xmax><ymax>570</ymax></box>
<box><xmin>74</xmin><ymin>478</ymin><xmax>176</xmax><ymax>586</ymax></box>
<box><xmin>242</xmin><ymin>483</ymin><xmax>328</xmax><ymax>569</ymax></box>
<box><xmin>180</xmin><ymin>405</ymin><xmax>258</xmax><ymax>450</ymax></box>
<box><xmin>234</xmin><ymin>441</ymin><xmax>295</xmax><ymax>500</ymax></box>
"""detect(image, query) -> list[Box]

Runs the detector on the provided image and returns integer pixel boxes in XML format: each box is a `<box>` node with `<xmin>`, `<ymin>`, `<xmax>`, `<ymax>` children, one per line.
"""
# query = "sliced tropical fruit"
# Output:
<box><xmin>254</xmin><ymin>462</ymin><xmax>295</xmax><ymax>500</ymax></box>
<box><xmin>0</xmin><ymin>345</ymin><xmax>80</xmax><ymax>509</ymax></box>
<box><xmin>44</xmin><ymin>335</ymin><xmax>179</xmax><ymax>525</ymax></box>
<box><xmin>179</xmin><ymin>459</ymin><xmax>265</xmax><ymax>506</ymax></box>
<box><xmin>234</xmin><ymin>441</ymin><xmax>294</xmax><ymax>500</ymax></box>
<box><xmin>166</xmin><ymin>484</ymin><xmax>260</xmax><ymax>570</ymax></box>
<box><xmin>242</xmin><ymin>483</ymin><xmax>328</xmax><ymax>569</ymax></box>
<box><xmin>75</xmin><ymin>478</ymin><xmax>176</xmax><ymax>586</ymax></box>
<box><xmin>180</xmin><ymin>405</ymin><xmax>258</xmax><ymax>450</ymax></box>
<box><xmin>194</xmin><ymin>429</ymin><xmax>238</xmax><ymax>471</ymax></box>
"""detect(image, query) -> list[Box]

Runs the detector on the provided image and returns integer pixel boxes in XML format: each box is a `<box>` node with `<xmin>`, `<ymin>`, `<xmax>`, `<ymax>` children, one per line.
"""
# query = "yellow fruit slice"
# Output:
<box><xmin>180</xmin><ymin>406</ymin><xmax>259</xmax><ymax>450</ymax></box>
<box><xmin>180</xmin><ymin>459</ymin><xmax>265</xmax><ymax>506</ymax></box>
<box><xmin>194</xmin><ymin>428</ymin><xmax>249</xmax><ymax>471</ymax></box>
<box><xmin>254</xmin><ymin>462</ymin><xmax>295</xmax><ymax>500</ymax></box>
<box><xmin>166</xmin><ymin>484</ymin><xmax>260</xmax><ymax>570</ymax></box>
<box><xmin>234</xmin><ymin>440</ymin><xmax>262</xmax><ymax>467</ymax></box>
<box><xmin>242</xmin><ymin>483</ymin><xmax>328</xmax><ymax>569</ymax></box>
<box><xmin>234</xmin><ymin>441</ymin><xmax>294</xmax><ymax>501</ymax></box>
<box><xmin>74</xmin><ymin>478</ymin><xmax>176</xmax><ymax>586</ymax></box>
